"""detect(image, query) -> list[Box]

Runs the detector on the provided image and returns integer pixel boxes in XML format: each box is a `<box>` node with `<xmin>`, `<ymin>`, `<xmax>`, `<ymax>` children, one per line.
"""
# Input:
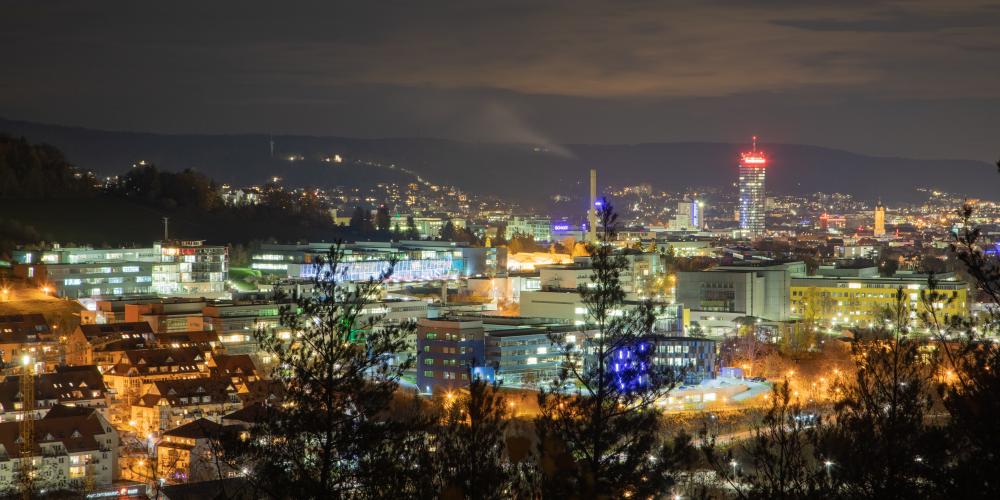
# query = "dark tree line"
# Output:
<box><xmin>0</xmin><ymin>135</ymin><xmax>96</xmax><ymax>198</ymax></box>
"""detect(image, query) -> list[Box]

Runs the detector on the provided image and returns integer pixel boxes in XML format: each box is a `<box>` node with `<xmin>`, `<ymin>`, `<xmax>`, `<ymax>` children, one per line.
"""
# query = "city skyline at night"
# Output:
<box><xmin>1</xmin><ymin>2</ymin><xmax>999</xmax><ymax>499</ymax></box>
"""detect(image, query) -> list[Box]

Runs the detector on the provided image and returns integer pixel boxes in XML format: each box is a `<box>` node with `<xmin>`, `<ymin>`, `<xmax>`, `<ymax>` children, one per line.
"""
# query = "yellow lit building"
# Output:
<box><xmin>874</xmin><ymin>200</ymin><xmax>886</xmax><ymax>237</ymax></box>
<box><xmin>790</xmin><ymin>268</ymin><xmax>968</xmax><ymax>328</ymax></box>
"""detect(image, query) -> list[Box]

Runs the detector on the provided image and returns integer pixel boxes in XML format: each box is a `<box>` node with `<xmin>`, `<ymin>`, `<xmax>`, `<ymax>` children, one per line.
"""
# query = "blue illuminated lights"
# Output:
<box><xmin>608</xmin><ymin>341</ymin><xmax>654</xmax><ymax>392</ymax></box>
<box><xmin>299</xmin><ymin>257</ymin><xmax>456</xmax><ymax>282</ymax></box>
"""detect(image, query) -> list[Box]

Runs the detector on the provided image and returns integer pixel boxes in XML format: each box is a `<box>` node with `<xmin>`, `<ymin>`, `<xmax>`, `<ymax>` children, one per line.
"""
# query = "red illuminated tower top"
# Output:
<box><xmin>740</xmin><ymin>135</ymin><xmax>767</xmax><ymax>166</ymax></box>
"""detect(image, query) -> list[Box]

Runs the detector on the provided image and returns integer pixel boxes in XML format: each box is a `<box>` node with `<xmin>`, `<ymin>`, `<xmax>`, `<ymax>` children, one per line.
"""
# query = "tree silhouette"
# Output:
<box><xmin>239</xmin><ymin>243</ymin><xmax>418</xmax><ymax>497</ymax></box>
<box><xmin>534</xmin><ymin>199</ymin><xmax>692</xmax><ymax>497</ymax></box>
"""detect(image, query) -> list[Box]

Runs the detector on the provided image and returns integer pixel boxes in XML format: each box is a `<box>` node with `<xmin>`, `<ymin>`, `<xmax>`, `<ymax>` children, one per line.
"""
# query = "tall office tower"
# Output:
<box><xmin>738</xmin><ymin>136</ymin><xmax>767</xmax><ymax>239</ymax></box>
<box><xmin>873</xmin><ymin>200</ymin><xmax>886</xmax><ymax>237</ymax></box>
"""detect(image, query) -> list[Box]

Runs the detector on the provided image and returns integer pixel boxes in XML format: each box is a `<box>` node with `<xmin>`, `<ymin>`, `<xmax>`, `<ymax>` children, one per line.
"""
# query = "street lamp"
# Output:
<box><xmin>824</xmin><ymin>460</ymin><xmax>834</xmax><ymax>483</ymax></box>
<box><xmin>730</xmin><ymin>459</ymin><xmax>738</xmax><ymax>478</ymax></box>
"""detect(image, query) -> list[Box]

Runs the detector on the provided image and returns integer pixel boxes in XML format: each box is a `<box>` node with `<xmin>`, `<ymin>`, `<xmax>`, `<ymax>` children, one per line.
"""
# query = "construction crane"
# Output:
<box><xmin>19</xmin><ymin>355</ymin><xmax>34</xmax><ymax>500</ymax></box>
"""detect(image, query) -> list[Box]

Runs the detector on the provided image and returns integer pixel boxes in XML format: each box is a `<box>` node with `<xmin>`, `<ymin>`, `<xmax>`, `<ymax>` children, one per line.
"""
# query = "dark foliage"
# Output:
<box><xmin>0</xmin><ymin>135</ymin><xmax>95</xmax><ymax>198</ymax></box>
<box><xmin>534</xmin><ymin>199</ymin><xmax>692</xmax><ymax>498</ymax></box>
<box><xmin>237</xmin><ymin>243</ymin><xmax>421</xmax><ymax>498</ymax></box>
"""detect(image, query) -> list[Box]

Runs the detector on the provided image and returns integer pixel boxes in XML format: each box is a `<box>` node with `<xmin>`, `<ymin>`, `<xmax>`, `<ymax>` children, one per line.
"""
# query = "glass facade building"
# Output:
<box><xmin>738</xmin><ymin>138</ymin><xmax>767</xmax><ymax>239</ymax></box>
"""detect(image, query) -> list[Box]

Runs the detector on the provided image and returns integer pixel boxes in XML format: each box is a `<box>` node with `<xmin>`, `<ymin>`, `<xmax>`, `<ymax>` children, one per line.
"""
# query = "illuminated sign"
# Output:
<box><xmin>552</xmin><ymin>225</ymin><xmax>570</xmax><ymax>231</ymax></box>
<box><xmin>86</xmin><ymin>486</ymin><xmax>145</xmax><ymax>498</ymax></box>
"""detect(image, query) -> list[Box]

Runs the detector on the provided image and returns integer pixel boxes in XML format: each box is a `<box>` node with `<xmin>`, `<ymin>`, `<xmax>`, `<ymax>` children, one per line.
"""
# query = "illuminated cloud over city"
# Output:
<box><xmin>1</xmin><ymin>0</ymin><xmax>999</xmax><ymax>159</ymax></box>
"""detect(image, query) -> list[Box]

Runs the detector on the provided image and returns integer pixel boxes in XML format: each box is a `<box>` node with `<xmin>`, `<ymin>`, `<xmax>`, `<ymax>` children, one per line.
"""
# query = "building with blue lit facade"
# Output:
<box><xmin>250</xmin><ymin>240</ymin><xmax>506</xmax><ymax>284</ymax></box>
<box><xmin>590</xmin><ymin>335</ymin><xmax>717</xmax><ymax>387</ymax></box>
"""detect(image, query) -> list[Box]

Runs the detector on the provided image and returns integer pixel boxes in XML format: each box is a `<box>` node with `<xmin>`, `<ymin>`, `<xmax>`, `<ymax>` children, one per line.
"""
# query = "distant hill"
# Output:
<box><xmin>1</xmin><ymin>118</ymin><xmax>996</xmax><ymax>207</ymax></box>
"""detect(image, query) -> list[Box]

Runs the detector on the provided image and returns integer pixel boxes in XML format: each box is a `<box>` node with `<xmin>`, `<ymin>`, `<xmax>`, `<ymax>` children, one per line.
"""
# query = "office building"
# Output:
<box><xmin>667</xmin><ymin>200</ymin><xmax>704</xmax><ymax>232</ymax></box>
<box><xmin>677</xmin><ymin>261</ymin><xmax>806</xmax><ymax>333</ymax></box>
<box><xmin>520</xmin><ymin>289</ymin><xmax>684</xmax><ymax>329</ymax></box>
<box><xmin>790</xmin><ymin>266</ymin><xmax>969</xmax><ymax>327</ymax></box>
<box><xmin>12</xmin><ymin>246</ymin><xmax>156</xmax><ymax>299</ymax></box>
<box><xmin>654</xmin><ymin>239</ymin><xmax>714</xmax><ymax>257</ymax></box>
<box><xmin>11</xmin><ymin>241</ymin><xmax>227</xmax><ymax>299</ymax></box>
<box><xmin>415</xmin><ymin>319</ymin><xmax>488</xmax><ymax>393</ymax></box>
<box><xmin>591</xmin><ymin>335</ymin><xmax>717</xmax><ymax>386</ymax></box>
<box><xmin>125</xmin><ymin>299</ymin><xmax>209</xmax><ymax>333</ymax></box>
<box><xmin>738</xmin><ymin>137</ymin><xmax>767</xmax><ymax>239</ymax></box>
<box><xmin>79</xmin><ymin>296</ymin><xmax>161</xmax><ymax>325</ymax></box>
<box><xmin>152</xmin><ymin>240</ymin><xmax>228</xmax><ymax>297</ymax></box>
<box><xmin>507</xmin><ymin>216</ymin><xmax>553</xmax><ymax>242</ymax></box>
<box><xmin>250</xmin><ymin>241</ymin><xmax>506</xmax><ymax>283</ymax></box>
<box><xmin>388</xmin><ymin>215</ymin><xmax>467</xmax><ymax>239</ymax></box>
<box><xmin>485</xmin><ymin>323</ymin><xmax>586</xmax><ymax>388</ymax></box>
<box><xmin>531</xmin><ymin>252</ymin><xmax>660</xmax><ymax>295</ymax></box>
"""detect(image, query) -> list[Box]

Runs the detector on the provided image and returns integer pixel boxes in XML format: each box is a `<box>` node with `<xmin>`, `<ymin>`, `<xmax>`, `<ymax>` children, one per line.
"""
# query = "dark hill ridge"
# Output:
<box><xmin>1</xmin><ymin>117</ymin><xmax>995</xmax><ymax>206</ymax></box>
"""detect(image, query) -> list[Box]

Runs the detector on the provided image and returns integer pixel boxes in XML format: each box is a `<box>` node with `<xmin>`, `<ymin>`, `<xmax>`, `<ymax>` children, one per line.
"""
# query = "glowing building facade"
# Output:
<box><xmin>251</xmin><ymin>241</ymin><xmax>506</xmax><ymax>283</ymax></box>
<box><xmin>11</xmin><ymin>242</ymin><xmax>226</xmax><ymax>299</ymax></box>
<box><xmin>738</xmin><ymin>137</ymin><xmax>767</xmax><ymax>239</ymax></box>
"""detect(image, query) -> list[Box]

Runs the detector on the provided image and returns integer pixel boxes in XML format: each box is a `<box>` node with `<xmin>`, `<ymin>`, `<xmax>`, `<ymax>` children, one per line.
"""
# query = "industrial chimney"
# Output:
<box><xmin>588</xmin><ymin>169</ymin><xmax>597</xmax><ymax>242</ymax></box>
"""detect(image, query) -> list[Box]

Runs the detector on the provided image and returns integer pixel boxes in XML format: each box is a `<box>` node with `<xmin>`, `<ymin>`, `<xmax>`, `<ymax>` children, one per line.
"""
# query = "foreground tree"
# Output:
<box><xmin>707</xmin><ymin>381</ymin><xmax>832</xmax><ymax>500</ymax></box>
<box><xmin>716</xmin><ymin>289</ymin><xmax>945</xmax><ymax>500</ymax></box>
<box><xmin>430</xmin><ymin>378</ymin><xmax>530</xmax><ymax>499</ymax></box>
<box><xmin>242</xmin><ymin>244</ymin><xmax>418</xmax><ymax>498</ymax></box>
<box><xmin>820</xmin><ymin>291</ymin><xmax>942</xmax><ymax>500</ymax></box>
<box><xmin>535</xmin><ymin>200</ymin><xmax>692</xmax><ymax>498</ymax></box>
<box><xmin>933</xmin><ymin>205</ymin><xmax>1000</xmax><ymax>498</ymax></box>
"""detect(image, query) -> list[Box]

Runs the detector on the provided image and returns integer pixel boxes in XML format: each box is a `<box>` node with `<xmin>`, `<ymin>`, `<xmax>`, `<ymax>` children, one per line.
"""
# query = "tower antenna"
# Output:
<box><xmin>752</xmin><ymin>135</ymin><xmax>757</xmax><ymax>152</ymax></box>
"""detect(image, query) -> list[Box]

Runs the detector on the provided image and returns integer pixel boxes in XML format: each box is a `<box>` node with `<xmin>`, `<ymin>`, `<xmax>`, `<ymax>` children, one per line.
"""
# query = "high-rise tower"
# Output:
<box><xmin>873</xmin><ymin>200</ymin><xmax>886</xmax><ymax>237</ymax></box>
<box><xmin>738</xmin><ymin>136</ymin><xmax>767</xmax><ymax>239</ymax></box>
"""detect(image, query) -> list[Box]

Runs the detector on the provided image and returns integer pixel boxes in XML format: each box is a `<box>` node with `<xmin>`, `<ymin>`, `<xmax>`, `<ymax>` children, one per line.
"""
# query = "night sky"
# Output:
<box><xmin>2</xmin><ymin>0</ymin><xmax>998</xmax><ymax>160</ymax></box>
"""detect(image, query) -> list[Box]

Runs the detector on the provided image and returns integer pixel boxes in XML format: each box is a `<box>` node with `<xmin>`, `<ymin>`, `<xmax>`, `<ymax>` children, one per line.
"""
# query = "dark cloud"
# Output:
<box><xmin>0</xmin><ymin>0</ymin><xmax>997</xmax><ymax>161</ymax></box>
<box><xmin>773</xmin><ymin>8</ymin><xmax>999</xmax><ymax>33</ymax></box>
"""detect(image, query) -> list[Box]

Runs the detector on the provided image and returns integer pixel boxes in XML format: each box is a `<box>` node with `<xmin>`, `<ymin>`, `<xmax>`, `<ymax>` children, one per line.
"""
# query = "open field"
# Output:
<box><xmin>0</xmin><ymin>278</ymin><xmax>85</xmax><ymax>335</ymax></box>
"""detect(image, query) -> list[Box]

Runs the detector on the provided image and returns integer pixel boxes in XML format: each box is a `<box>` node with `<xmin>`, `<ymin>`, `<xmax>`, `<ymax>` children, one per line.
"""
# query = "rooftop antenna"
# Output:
<box><xmin>269</xmin><ymin>135</ymin><xmax>275</xmax><ymax>158</ymax></box>
<box><xmin>752</xmin><ymin>135</ymin><xmax>758</xmax><ymax>152</ymax></box>
<box><xmin>163</xmin><ymin>216</ymin><xmax>169</xmax><ymax>241</ymax></box>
